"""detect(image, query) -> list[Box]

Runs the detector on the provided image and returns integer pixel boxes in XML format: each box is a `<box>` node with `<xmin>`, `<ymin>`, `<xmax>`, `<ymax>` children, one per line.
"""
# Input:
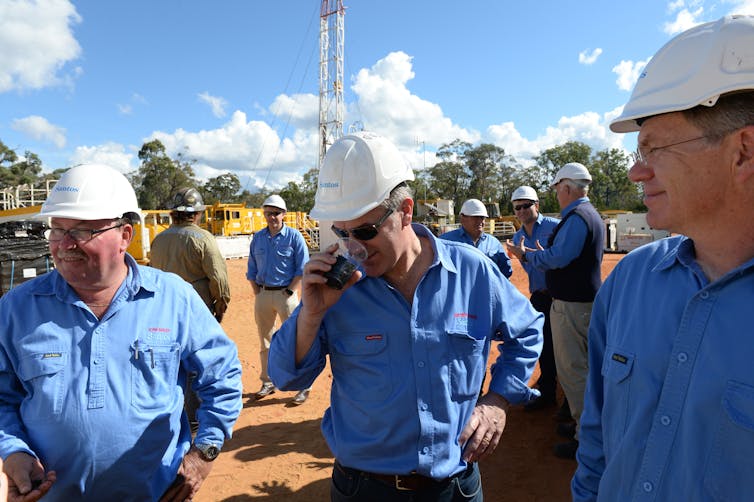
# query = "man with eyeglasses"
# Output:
<box><xmin>440</xmin><ymin>199</ymin><xmax>513</xmax><ymax>278</ymax></box>
<box><xmin>573</xmin><ymin>15</ymin><xmax>754</xmax><ymax>501</ymax></box>
<box><xmin>246</xmin><ymin>194</ymin><xmax>310</xmax><ymax>405</ymax></box>
<box><xmin>507</xmin><ymin>164</ymin><xmax>604</xmax><ymax>460</ymax></box>
<box><xmin>268</xmin><ymin>131</ymin><xmax>543</xmax><ymax>501</ymax></box>
<box><xmin>506</xmin><ymin>187</ymin><xmax>563</xmax><ymax>417</ymax></box>
<box><xmin>0</xmin><ymin>164</ymin><xmax>242</xmax><ymax>501</ymax></box>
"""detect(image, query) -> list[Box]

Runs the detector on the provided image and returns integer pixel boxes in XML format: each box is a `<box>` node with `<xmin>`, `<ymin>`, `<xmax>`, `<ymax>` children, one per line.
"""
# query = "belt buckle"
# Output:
<box><xmin>394</xmin><ymin>475</ymin><xmax>412</xmax><ymax>491</ymax></box>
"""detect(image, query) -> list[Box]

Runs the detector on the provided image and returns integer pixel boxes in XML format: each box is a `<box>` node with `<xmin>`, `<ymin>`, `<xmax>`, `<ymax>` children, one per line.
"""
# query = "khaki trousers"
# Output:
<box><xmin>550</xmin><ymin>298</ymin><xmax>592</xmax><ymax>440</ymax></box>
<box><xmin>254</xmin><ymin>289</ymin><xmax>299</xmax><ymax>384</ymax></box>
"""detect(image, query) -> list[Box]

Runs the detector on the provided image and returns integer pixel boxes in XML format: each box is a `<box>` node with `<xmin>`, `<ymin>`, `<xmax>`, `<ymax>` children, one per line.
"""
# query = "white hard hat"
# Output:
<box><xmin>511</xmin><ymin>186</ymin><xmax>539</xmax><ymax>202</ymax></box>
<box><xmin>460</xmin><ymin>199</ymin><xmax>488</xmax><ymax>217</ymax></box>
<box><xmin>38</xmin><ymin>163</ymin><xmax>142</xmax><ymax>222</ymax></box>
<box><xmin>311</xmin><ymin>131</ymin><xmax>415</xmax><ymax>221</ymax></box>
<box><xmin>263</xmin><ymin>194</ymin><xmax>287</xmax><ymax>211</ymax></box>
<box><xmin>611</xmin><ymin>15</ymin><xmax>754</xmax><ymax>133</ymax></box>
<box><xmin>552</xmin><ymin>162</ymin><xmax>592</xmax><ymax>187</ymax></box>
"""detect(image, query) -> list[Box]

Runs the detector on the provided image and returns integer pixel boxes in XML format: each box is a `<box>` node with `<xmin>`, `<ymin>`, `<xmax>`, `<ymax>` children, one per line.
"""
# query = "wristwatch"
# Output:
<box><xmin>194</xmin><ymin>443</ymin><xmax>221</xmax><ymax>461</ymax></box>
<box><xmin>284</xmin><ymin>288</ymin><xmax>294</xmax><ymax>296</ymax></box>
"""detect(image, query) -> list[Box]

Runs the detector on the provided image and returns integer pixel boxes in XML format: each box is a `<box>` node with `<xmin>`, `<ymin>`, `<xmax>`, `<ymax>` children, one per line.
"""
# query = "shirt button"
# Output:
<box><xmin>660</xmin><ymin>415</ymin><xmax>671</xmax><ymax>426</ymax></box>
<box><xmin>420</xmin><ymin>404</ymin><xmax>428</xmax><ymax>411</ymax></box>
<box><xmin>699</xmin><ymin>291</ymin><xmax>709</xmax><ymax>299</ymax></box>
<box><xmin>422</xmin><ymin>447</ymin><xmax>429</xmax><ymax>454</ymax></box>
<box><xmin>418</xmin><ymin>361</ymin><xmax>425</xmax><ymax>368</ymax></box>
<box><xmin>677</xmin><ymin>352</ymin><xmax>688</xmax><ymax>363</ymax></box>
<box><xmin>93</xmin><ymin>359</ymin><xmax>100</xmax><ymax>365</ymax></box>
<box><xmin>643</xmin><ymin>481</ymin><xmax>653</xmax><ymax>492</ymax></box>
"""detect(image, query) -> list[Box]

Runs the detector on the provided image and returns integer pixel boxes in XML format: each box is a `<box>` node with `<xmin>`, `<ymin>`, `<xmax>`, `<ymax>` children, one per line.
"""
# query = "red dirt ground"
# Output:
<box><xmin>195</xmin><ymin>253</ymin><xmax>623</xmax><ymax>501</ymax></box>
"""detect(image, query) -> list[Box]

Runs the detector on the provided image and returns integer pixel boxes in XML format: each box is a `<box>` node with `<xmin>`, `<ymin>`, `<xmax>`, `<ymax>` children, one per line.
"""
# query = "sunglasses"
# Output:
<box><xmin>513</xmin><ymin>202</ymin><xmax>535</xmax><ymax>211</ymax></box>
<box><xmin>263</xmin><ymin>210</ymin><xmax>283</xmax><ymax>218</ymax></box>
<box><xmin>331</xmin><ymin>208</ymin><xmax>394</xmax><ymax>241</ymax></box>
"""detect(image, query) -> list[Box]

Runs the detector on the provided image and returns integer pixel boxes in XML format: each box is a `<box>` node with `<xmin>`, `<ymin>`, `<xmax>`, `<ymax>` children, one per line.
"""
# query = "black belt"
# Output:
<box><xmin>334</xmin><ymin>460</ymin><xmax>460</xmax><ymax>492</ymax></box>
<box><xmin>257</xmin><ymin>284</ymin><xmax>288</xmax><ymax>290</ymax></box>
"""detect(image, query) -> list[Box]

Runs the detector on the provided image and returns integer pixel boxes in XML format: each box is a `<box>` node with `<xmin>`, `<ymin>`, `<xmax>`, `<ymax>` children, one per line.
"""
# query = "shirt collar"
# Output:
<box><xmin>414</xmin><ymin>223</ymin><xmax>458</xmax><ymax>274</ymax></box>
<box><xmin>561</xmin><ymin>197</ymin><xmax>590</xmax><ymax>217</ymax></box>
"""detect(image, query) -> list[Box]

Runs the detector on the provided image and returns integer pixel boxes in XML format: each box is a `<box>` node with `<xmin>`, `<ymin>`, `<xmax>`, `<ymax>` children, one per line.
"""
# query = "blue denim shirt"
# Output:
<box><xmin>0</xmin><ymin>255</ymin><xmax>243</xmax><ymax>501</ymax></box>
<box><xmin>574</xmin><ymin>236</ymin><xmax>754</xmax><ymax>501</ymax></box>
<box><xmin>246</xmin><ymin>224</ymin><xmax>309</xmax><ymax>286</ymax></box>
<box><xmin>439</xmin><ymin>227</ymin><xmax>513</xmax><ymax>278</ymax></box>
<box><xmin>512</xmin><ymin>213</ymin><xmax>560</xmax><ymax>293</ymax></box>
<box><xmin>270</xmin><ymin>224</ymin><xmax>543</xmax><ymax>479</ymax></box>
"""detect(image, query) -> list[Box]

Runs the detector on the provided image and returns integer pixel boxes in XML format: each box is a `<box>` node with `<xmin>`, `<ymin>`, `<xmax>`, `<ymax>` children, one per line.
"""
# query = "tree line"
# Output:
<box><xmin>1</xmin><ymin>137</ymin><xmax>644</xmax><ymax>216</ymax></box>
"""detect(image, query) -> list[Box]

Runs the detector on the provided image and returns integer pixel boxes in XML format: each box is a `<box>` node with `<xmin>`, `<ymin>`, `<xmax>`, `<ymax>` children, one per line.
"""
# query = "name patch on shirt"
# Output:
<box><xmin>365</xmin><ymin>334</ymin><xmax>383</xmax><ymax>341</ymax></box>
<box><xmin>611</xmin><ymin>353</ymin><xmax>628</xmax><ymax>364</ymax></box>
<box><xmin>42</xmin><ymin>353</ymin><xmax>62</xmax><ymax>359</ymax></box>
<box><xmin>452</xmin><ymin>312</ymin><xmax>477</xmax><ymax>331</ymax></box>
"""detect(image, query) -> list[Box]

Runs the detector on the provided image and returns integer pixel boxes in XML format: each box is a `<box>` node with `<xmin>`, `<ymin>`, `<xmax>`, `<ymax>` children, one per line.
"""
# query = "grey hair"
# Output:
<box><xmin>379</xmin><ymin>182</ymin><xmax>414</xmax><ymax>211</ymax></box>
<box><xmin>562</xmin><ymin>179</ymin><xmax>589</xmax><ymax>195</ymax></box>
<box><xmin>683</xmin><ymin>91</ymin><xmax>754</xmax><ymax>140</ymax></box>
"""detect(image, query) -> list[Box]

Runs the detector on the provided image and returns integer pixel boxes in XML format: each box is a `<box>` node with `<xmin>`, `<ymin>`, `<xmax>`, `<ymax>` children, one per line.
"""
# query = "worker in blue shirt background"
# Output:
<box><xmin>269</xmin><ymin>131</ymin><xmax>543</xmax><ymax>502</ymax></box>
<box><xmin>0</xmin><ymin>164</ymin><xmax>243</xmax><ymax>501</ymax></box>
<box><xmin>507</xmin><ymin>163</ymin><xmax>604</xmax><ymax>460</ymax></box>
<box><xmin>506</xmin><ymin>186</ymin><xmax>564</xmax><ymax>416</ymax></box>
<box><xmin>246</xmin><ymin>194</ymin><xmax>310</xmax><ymax>405</ymax></box>
<box><xmin>573</xmin><ymin>15</ymin><xmax>754</xmax><ymax>501</ymax></box>
<box><xmin>440</xmin><ymin>198</ymin><xmax>513</xmax><ymax>278</ymax></box>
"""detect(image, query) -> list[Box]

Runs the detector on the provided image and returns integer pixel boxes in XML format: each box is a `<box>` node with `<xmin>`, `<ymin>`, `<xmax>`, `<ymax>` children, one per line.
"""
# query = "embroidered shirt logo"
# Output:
<box><xmin>42</xmin><ymin>353</ymin><xmax>62</xmax><ymax>359</ymax></box>
<box><xmin>365</xmin><ymin>334</ymin><xmax>383</xmax><ymax>341</ymax></box>
<box><xmin>611</xmin><ymin>353</ymin><xmax>628</xmax><ymax>364</ymax></box>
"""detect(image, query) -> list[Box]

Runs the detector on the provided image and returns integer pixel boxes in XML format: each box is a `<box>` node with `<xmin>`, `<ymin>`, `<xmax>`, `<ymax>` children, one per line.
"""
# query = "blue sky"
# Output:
<box><xmin>2</xmin><ymin>0</ymin><xmax>753</xmax><ymax>194</ymax></box>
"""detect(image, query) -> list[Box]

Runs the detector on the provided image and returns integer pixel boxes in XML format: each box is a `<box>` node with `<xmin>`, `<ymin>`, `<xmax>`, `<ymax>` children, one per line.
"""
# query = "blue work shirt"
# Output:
<box><xmin>512</xmin><ymin>213</ymin><xmax>560</xmax><ymax>293</ymax></box>
<box><xmin>526</xmin><ymin>198</ymin><xmax>591</xmax><ymax>272</ymax></box>
<box><xmin>573</xmin><ymin>236</ymin><xmax>754</xmax><ymax>501</ymax></box>
<box><xmin>246</xmin><ymin>225</ymin><xmax>309</xmax><ymax>286</ymax></box>
<box><xmin>0</xmin><ymin>254</ymin><xmax>243</xmax><ymax>501</ymax></box>
<box><xmin>269</xmin><ymin>224</ymin><xmax>543</xmax><ymax>479</ymax></box>
<box><xmin>439</xmin><ymin>227</ymin><xmax>513</xmax><ymax>278</ymax></box>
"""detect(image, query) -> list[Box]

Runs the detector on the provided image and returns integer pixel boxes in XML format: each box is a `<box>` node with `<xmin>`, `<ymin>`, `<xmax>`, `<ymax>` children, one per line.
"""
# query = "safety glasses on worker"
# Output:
<box><xmin>331</xmin><ymin>208</ymin><xmax>394</xmax><ymax>241</ymax></box>
<box><xmin>46</xmin><ymin>221</ymin><xmax>124</xmax><ymax>242</ymax></box>
<box><xmin>514</xmin><ymin>202</ymin><xmax>535</xmax><ymax>211</ymax></box>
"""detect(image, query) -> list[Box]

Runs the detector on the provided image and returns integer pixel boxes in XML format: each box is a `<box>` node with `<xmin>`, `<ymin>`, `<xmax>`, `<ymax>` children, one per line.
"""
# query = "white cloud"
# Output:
<box><xmin>578</xmin><ymin>48</ymin><xmax>603</xmax><ymax>65</ymax></box>
<box><xmin>11</xmin><ymin>115</ymin><xmax>67</xmax><ymax>148</ymax></box>
<box><xmin>725</xmin><ymin>0</ymin><xmax>754</xmax><ymax>14</ymax></box>
<box><xmin>612</xmin><ymin>58</ymin><xmax>651</xmax><ymax>92</ymax></box>
<box><xmin>0</xmin><ymin>0</ymin><xmax>82</xmax><ymax>92</ymax></box>
<box><xmin>198</xmin><ymin>92</ymin><xmax>228</xmax><ymax>118</ymax></box>
<box><xmin>486</xmin><ymin>109</ymin><xmax>625</xmax><ymax>164</ymax></box>
<box><xmin>117</xmin><ymin>104</ymin><xmax>133</xmax><ymax>115</ymax></box>
<box><xmin>69</xmin><ymin>143</ymin><xmax>136</xmax><ymax>174</ymax></box>
<box><xmin>147</xmin><ymin>110</ymin><xmax>318</xmax><ymax>190</ymax></box>
<box><xmin>663</xmin><ymin>7</ymin><xmax>705</xmax><ymax>35</ymax></box>
<box><xmin>350</xmin><ymin>51</ymin><xmax>478</xmax><ymax>156</ymax></box>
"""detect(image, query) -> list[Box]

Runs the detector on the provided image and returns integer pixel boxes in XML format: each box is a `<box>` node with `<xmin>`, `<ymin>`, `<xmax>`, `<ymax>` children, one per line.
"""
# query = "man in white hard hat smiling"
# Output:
<box><xmin>268</xmin><ymin>131</ymin><xmax>543</xmax><ymax>501</ymax></box>
<box><xmin>246</xmin><ymin>194</ymin><xmax>310</xmax><ymax>405</ymax></box>
<box><xmin>0</xmin><ymin>164</ymin><xmax>242</xmax><ymax>501</ymax></box>
<box><xmin>440</xmin><ymin>198</ymin><xmax>513</xmax><ymax>278</ymax></box>
<box><xmin>573</xmin><ymin>15</ymin><xmax>754</xmax><ymax>501</ymax></box>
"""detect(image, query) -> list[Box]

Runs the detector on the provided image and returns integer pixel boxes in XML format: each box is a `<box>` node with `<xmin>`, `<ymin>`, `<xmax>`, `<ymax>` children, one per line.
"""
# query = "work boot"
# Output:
<box><xmin>291</xmin><ymin>389</ymin><xmax>310</xmax><ymax>406</ymax></box>
<box><xmin>253</xmin><ymin>382</ymin><xmax>277</xmax><ymax>400</ymax></box>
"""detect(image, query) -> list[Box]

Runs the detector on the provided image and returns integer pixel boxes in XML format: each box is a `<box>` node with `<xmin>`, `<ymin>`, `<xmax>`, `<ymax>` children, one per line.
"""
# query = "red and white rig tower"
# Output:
<box><xmin>318</xmin><ymin>0</ymin><xmax>345</xmax><ymax>168</ymax></box>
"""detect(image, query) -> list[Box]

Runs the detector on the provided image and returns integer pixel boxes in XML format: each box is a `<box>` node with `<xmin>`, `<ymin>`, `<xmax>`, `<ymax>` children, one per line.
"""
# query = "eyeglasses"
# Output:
<box><xmin>513</xmin><ymin>202</ymin><xmax>535</xmax><ymax>211</ymax></box>
<box><xmin>46</xmin><ymin>222</ymin><xmax>124</xmax><ymax>242</ymax></box>
<box><xmin>331</xmin><ymin>208</ymin><xmax>394</xmax><ymax>241</ymax></box>
<box><xmin>263</xmin><ymin>210</ymin><xmax>283</xmax><ymax>218</ymax></box>
<box><xmin>631</xmin><ymin>134</ymin><xmax>714</xmax><ymax>165</ymax></box>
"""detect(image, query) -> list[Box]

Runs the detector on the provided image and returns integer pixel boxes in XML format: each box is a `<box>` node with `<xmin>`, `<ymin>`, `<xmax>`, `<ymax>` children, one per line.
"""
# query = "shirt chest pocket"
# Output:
<box><xmin>704</xmin><ymin>380</ymin><xmax>754</xmax><ymax>500</ymax></box>
<box><xmin>17</xmin><ymin>352</ymin><xmax>68</xmax><ymax>416</ymax></box>
<box><xmin>600</xmin><ymin>346</ymin><xmax>634</xmax><ymax>457</ymax></box>
<box><xmin>446</xmin><ymin>331</ymin><xmax>486</xmax><ymax>400</ymax></box>
<box><xmin>130</xmin><ymin>342</ymin><xmax>180</xmax><ymax>411</ymax></box>
<box><xmin>330</xmin><ymin>332</ymin><xmax>391</xmax><ymax>402</ymax></box>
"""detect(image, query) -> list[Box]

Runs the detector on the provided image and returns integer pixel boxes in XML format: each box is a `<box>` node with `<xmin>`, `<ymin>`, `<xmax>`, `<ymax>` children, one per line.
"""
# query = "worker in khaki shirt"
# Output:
<box><xmin>150</xmin><ymin>187</ymin><xmax>231</xmax><ymax>432</ymax></box>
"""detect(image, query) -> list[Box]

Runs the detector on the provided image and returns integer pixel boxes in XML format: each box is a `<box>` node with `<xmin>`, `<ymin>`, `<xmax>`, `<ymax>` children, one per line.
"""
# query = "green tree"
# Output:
<box><xmin>530</xmin><ymin>141</ymin><xmax>593</xmax><ymax>213</ymax></box>
<box><xmin>202</xmin><ymin>173</ymin><xmax>241</xmax><ymax>205</ymax></box>
<box><xmin>131</xmin><ymin>140</ymin><xmax>197</xmax><ymax>209</ymax></box>
<box><xmin>279</xmin><ymin>167</ymin><xmax>318</xmax><ymax>211</ymax></box>
<box><xmin>590</xmin><ymin>149</ymin><xmax>644</xmax><ymax>210</ymax></box>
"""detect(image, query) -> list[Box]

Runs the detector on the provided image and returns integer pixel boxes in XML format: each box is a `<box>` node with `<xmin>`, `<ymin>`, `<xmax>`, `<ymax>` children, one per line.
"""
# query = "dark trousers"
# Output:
<box><xmin>531</xmin><ymin>290</ymin><xmax>556</xmax><ymax>399</ymax></box>
<box><xmin>331</xmin><ymin>461</ymin><xmax>482</xmax><ymax>502</ymax></box>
